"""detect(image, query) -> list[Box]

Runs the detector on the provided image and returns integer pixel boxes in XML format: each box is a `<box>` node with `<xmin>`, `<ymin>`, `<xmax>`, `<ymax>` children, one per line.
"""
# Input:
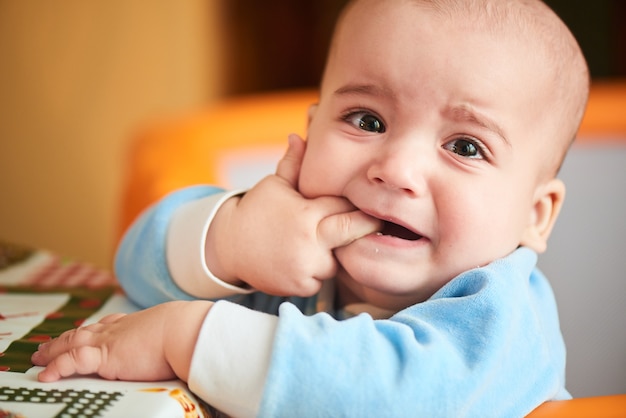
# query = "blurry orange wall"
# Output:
<box><xmin>0</xmin><ymin>0</ymin><xmax>223</xmax><ymax>268</ymax></box>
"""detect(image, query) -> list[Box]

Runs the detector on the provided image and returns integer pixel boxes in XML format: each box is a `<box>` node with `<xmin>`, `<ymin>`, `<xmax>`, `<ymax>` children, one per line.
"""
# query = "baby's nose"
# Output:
<box><xmin>366</xmin><ymin>144</ymin><xmax>430</xmax><ymax>197</ymax></box>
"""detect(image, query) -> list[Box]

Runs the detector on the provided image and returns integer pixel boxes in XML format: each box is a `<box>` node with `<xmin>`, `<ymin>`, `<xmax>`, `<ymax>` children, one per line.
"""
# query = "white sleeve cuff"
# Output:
<box><xmin>188</xmin><ymin>300</ymin><xmax>278</xmax><ymax>418</ymax></box>
<box><xmin>166</xmin><ymin>189</ymin><xmax>253</xmax><ymax>298</ymax></box>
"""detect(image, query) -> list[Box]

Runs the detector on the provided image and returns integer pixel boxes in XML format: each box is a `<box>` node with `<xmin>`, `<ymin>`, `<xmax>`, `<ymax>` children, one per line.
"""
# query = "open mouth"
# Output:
<box><xmin>380</xmin><ymin>221</ymin><xmax>423</xmax><ymax>241</ymax></box>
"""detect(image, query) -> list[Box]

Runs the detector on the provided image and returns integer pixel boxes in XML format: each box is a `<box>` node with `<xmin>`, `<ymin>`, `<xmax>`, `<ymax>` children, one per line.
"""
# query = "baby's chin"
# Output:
<box><xmin>333</xmin><ymin>257</ymin><xmax>435</xmax><ymax>312</ymax></box>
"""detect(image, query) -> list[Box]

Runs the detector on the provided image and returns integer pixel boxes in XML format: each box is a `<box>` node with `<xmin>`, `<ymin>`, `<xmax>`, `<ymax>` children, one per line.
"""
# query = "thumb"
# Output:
<box><xmin>275</xmin><ymin>134</ymin><xmax>306</xmax><ymax>187</ymax></box>
<box><xmin>318</xmin><ymin>210</ymin><xmax>383</xmax><ymax>249</ymax></box>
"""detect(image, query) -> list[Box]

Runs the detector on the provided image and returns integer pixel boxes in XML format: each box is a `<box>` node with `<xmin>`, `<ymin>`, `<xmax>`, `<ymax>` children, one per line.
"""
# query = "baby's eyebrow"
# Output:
<box><xmin>334</xmin><ymin>83</ymin><xmax>395</xmax><ymax>99</ymax></box>
<box><xmin>446</xmin><ymin>104</ymin><xmax>510</xmax><ymax>146</ymax></box>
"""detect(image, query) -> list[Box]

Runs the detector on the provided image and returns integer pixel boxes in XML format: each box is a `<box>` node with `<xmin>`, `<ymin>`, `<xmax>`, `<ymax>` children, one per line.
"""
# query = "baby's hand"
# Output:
<box><xmin>32</xmin><ymin>300</ymin><xmax>212</xmax><ymax>383</ymax></box>
<box><xmin>208</xmin><ymin>134</ymin><xmax>381</xmax><ymax>297</ymax></box>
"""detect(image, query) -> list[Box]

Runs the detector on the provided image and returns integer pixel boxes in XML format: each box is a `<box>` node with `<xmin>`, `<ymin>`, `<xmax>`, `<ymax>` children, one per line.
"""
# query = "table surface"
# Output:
<box><xmin>0</xmin><ymin>241</ymin><xmax>214</xmax><ymax>418</ymax></box>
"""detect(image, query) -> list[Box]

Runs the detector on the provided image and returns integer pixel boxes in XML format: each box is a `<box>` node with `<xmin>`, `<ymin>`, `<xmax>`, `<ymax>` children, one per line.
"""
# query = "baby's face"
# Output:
<box><xmin>299</xmin><ymin>0</ymin><xmax>565</xmax><ymax>309</ymax></box>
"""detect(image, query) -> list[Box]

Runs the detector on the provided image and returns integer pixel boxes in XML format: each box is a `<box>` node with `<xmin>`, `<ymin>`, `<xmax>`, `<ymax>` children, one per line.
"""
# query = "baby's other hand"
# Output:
<box><xmin>32</xmin><ymin>300</ymin><xmax>212</xmax><ymax>383</ymax></box>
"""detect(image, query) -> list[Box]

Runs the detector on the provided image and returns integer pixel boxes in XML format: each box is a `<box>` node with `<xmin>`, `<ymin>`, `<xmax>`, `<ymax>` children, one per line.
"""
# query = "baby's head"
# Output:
<box><xmin>298</xmin><ymin>0</ymin><xmax>589</xmax><ymax>309</ymax></box>
<box><xmin>322</xmin><ymin>0</ymin><xmax>589</xmax><ymax>173</ymax></box>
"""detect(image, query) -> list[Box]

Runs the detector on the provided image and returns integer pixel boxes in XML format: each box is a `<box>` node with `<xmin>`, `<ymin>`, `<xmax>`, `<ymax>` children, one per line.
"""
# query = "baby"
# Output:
<box><xmin>32</xmin><ymin>0</ymin><xmax>589</xmax><ymax>416</ymax></box>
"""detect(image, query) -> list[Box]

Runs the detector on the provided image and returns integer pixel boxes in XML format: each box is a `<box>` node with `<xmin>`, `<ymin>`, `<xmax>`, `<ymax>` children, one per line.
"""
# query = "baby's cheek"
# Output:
<box><xmin>298</xmin><ymin>161</ymin><xmax>332</xmax><ymax>198</ymax></box>
<box><xmin>297</xmin><ymin>175</ymin><xmax>318</xmax><ymax>199</ymax></box>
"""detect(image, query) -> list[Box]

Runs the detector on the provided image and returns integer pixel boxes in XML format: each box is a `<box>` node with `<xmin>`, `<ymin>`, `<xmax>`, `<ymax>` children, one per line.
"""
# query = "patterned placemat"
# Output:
<box><xmin>0</xmin><ymin>386</ymin><xmax>122</xmax><ymax>417</ymax></box>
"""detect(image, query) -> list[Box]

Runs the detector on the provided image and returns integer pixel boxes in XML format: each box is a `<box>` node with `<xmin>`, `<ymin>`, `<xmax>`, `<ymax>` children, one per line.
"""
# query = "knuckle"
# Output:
<box><xmin>72</xmin><ymin>328</ymin><xmax>94</xmax><ymax>346</ymax></box>
<box><xmin>338</xmin><ymin>214</ymin><xmax>353</xmax><ymax>235</ymax></box>
<box><xmin>68</xmin><ymin>347</ymin><xmax>85</xmax><ymax>368</ymax></box>
<box><xmin>70</xmin><ymin>346</ymin><xmax>100</xmax><ymax>375</ymax></box>
<box><xmin>59</xmin><ymin>329</ymin><xmax>75</xmax><ymax>345</ymax></box>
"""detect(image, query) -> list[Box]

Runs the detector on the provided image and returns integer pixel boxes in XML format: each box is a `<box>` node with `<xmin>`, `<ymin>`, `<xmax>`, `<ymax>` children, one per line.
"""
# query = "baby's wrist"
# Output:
<box><xmin>164</xmin><ymin>300</ymin><xmax>214</xmax><ymax>381</ymax></box>
<box><xmin>205</xmin><ymin>195</ymin><xmax>245</xmax><ymax>286</ymax></box>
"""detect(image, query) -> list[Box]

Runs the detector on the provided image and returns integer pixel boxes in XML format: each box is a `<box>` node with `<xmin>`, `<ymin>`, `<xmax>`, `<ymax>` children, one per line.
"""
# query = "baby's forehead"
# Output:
<box><xmin>336</xmin><ymin>0</ymin><xmax>588</xmax><ymax>169</ymax></box>
<box><xmin>342</xmin><ymin>0</ymin><xmax>573</xmax><ymax>60</ymax></box>
<box><xmin>334</xmin><ymin>0</ymin><xmax>570</xmax><ymax>101</ymax></box>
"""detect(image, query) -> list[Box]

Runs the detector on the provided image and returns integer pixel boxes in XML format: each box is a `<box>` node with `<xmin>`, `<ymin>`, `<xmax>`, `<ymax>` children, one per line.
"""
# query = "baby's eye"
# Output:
<box><xmin>443</xmin><ymin>137</ymin><xmax>486</xmax><ymax>160</ymax></box>
<box><xmin>343</xmin><ymin>111</ymin><xmax>386</xmax><ymax>133</ymax></box>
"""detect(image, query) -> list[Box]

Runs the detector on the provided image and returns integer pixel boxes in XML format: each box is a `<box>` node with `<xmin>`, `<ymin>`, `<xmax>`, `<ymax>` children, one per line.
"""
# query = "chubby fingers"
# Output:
<box><xmin>31</xmin><ymin>327</ymin><xmax>105</xmax><ymax>382</ymax></box>
<box><xmin>275</xmin><ymin>134</ymin><xmax>306</xmax><ymax>187</ymax></box>
<box><xmin>36</xmin><ymin>345</ymin><xmax>104</xmax><ymax>382</ymax></box>
<box><xmin>318</xmin><ymin>208</ymin><xmax>383</xmax><ymax>249</ymax></box>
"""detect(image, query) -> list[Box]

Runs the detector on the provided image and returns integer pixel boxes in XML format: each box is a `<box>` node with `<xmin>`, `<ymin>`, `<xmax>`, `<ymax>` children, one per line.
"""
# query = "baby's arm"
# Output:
<box><xmin>115</xmin><ymin>184</ymin><xmax>233</xmax><ymax>308</ymax></box>
<box><xmin>32</xmin><ymin>300</ymin><xmax>213</xmax><ymax>383</ymax></box>
<box><xmin>115</xmin><ymin>134</ymin><xmax>380</xmax><ymax>306</ymax></box>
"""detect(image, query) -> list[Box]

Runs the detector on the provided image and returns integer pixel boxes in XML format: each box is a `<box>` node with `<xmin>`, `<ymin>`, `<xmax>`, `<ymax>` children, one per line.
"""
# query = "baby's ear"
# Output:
<box><xmin>520</xmin><ymin>178</ymin><xmax>566</xmax><ymax>253</ymax></box>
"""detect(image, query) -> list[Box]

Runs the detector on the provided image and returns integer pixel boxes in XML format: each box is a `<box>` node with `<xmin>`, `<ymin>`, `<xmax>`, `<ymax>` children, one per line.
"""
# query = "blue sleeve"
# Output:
<box><xmin>114</xmin><ymin>185</ymin><xmax>225</xmax><ymax>308</ymax></box>
<box><xmin>258</xmin><ymin>248</ymin><xmax>569</xmax><ymax>417</ymax></box>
